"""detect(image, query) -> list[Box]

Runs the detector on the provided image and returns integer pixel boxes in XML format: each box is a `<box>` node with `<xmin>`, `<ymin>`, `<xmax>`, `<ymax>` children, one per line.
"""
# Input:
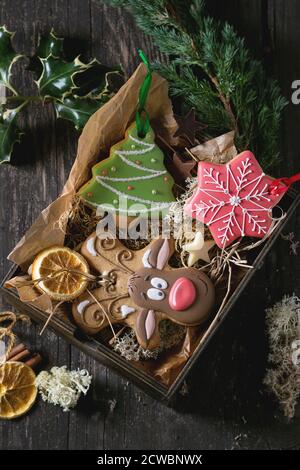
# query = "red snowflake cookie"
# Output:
<box><xmin>185</xmin><ymin>151</ymin><xmax>285</xmax><ymax>248</ymax></box>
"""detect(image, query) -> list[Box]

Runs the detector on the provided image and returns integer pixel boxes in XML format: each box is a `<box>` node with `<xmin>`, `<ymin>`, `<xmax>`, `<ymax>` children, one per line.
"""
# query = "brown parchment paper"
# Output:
<box><xmin>8</xmin><ymin>63</ymin><xmax>178</xmax><ymax>268</ymax></box>
<box><xmin>5</xmin><ymin>275</ymin><xmax>54</xmax><ymax>314</ymax></box>
<box><xmin>4</xmin><ymin>64</ymin><xmax>222</xmax><ymax>388</ymax></box>
<box><xmin>191</xmin><ymin>130</ymin><xmax>237</xmax><ymax>163</ymax></box>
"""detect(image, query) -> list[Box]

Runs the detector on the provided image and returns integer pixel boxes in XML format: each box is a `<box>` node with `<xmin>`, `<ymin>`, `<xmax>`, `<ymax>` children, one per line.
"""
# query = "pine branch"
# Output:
<box><xmin>102</xmin><ymin>0</ymin><xmax>287</xmax><ymax>170</ymax></box>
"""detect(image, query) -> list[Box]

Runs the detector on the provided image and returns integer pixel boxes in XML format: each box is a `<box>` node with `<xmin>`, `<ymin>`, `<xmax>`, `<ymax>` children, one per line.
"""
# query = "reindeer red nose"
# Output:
<box><xmin>168</xmin><ymin>277</ymin><xmax>196</xmax><ymax>311</ymax></box>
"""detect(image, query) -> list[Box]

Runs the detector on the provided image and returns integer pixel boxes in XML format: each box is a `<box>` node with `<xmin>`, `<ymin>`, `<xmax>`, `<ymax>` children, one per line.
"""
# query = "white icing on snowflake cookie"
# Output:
<box><xmin>185</xmin><ymin>151</ymin><xmax>285</xmax><ymax>248</ymax></box>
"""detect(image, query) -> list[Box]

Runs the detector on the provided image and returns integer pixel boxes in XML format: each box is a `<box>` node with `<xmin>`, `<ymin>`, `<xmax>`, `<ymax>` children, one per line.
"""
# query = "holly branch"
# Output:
<box><xmin>0</xmin><ymin>27</ymin><xmax>123</xmax><ymax>164</ymax></box>
<box><xmin>102</xmin><ymin>0</ymin><xmax>287</xmax><ymax>170</ymax></box>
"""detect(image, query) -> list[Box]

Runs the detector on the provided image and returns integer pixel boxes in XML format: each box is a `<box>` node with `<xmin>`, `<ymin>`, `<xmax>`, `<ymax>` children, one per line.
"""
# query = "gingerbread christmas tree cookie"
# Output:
<box><xmin>78</xmin><ymin>122</ymin><xmax>175</xmax><ymax>218</ymax></box>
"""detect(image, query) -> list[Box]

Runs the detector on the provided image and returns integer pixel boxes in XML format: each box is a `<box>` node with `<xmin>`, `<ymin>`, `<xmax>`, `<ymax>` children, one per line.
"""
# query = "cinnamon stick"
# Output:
<box><xmin>5</xmin><ymin>342</ymin><xmax>43</xmax><ymax>369</ymax></box>
<box><xmin>6</xmin><ymin>343</ymin><xmax>26</xmax><ymax>360</ymax></box>
<box><xmin>25</xmin><ymin>353</ymin><xmax>42</xmax><ymax>369</ymax></box>
<box><xmin>10</xmin><ymin>348</ymin><xmax>31</xmax><ymax>362</ymax></box>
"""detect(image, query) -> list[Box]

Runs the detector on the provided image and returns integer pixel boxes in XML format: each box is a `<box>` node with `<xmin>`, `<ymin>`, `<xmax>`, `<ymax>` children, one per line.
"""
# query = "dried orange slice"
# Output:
<box><xmin>0</xmin><ymin>362</ymin><xmax>37</xmax><ymax>419</ymax></box>
<box><xmin>32</xmin><ymin>246</ymin><xmax>90</xmax><ymax>301</ymax></box>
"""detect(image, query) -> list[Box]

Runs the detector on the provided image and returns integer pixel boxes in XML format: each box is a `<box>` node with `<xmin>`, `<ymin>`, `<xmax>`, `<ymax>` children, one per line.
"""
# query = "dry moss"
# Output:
<box><xmin>113</xmin><ymin>320</ymin><xmax>185</xmax><ymax>362</ymax></box>
<box><xmin>264</xmin><ymin>295</ymin><xmax>300</xmax><ymax>419</ymax></box>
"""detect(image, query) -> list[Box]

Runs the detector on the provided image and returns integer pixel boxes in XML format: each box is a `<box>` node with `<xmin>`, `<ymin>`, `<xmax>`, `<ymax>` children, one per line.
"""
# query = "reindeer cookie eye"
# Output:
<box><xmin>147</xmin><ymin>288</ymin><xmax>165</xmax><ymax>301</ymax></box>
<box><xmin>150</xmin><ymin>277</ymin><xmax>168</xmax><ymax>290</ymax></box>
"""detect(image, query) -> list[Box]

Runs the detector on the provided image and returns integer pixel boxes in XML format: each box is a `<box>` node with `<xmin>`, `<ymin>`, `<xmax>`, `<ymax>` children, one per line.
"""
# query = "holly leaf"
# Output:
<box><xmin>105</xmin><ymin>70</ymin><xmax>124</xmax><ymax>95</ymax></box>
<box><xmin>53</xmin><ymin>64</ymin><xmax>124</xmax><ymax>129</ymax></box>
<box><xmin>0</xmin><ymin>26</ymin><xmax>124</xmax><ymax>164</ymax></box>
<box><xmin>74</xmin><ymin>61</ymin><xmax>124</xmax><ymax>98</ymax></box>
<box><xmin>0</xmin><ymin>26</ymin><xmax>23</xmax><ymax>94</ymax></box>
<box><xmin>36</xmin><ymin>55</ymin><xmax>91</xmax><ymax>99</ymax></box>
<box><xmin>54</xmin><ymin>96</ymin><xmax>104</xmax><ymax>130</ymax></box>
<box><xmin>0</xmin><ymin>103</ymin><xmax>25</xmax><ymax>164</ymax></box>
<box><xmin>33</xmin><ymin>31</ymin><xmax>124</xmax><ymax>103</ymax></box>
<box><xmin>28</xmin><ymin>29</ymin><xmax>64</xmax><ymax>77</ymax></box>
<box><xmin>35</xmin><ymin>28</ymin><xmax>64</xmax><ymax>59</ymax></box>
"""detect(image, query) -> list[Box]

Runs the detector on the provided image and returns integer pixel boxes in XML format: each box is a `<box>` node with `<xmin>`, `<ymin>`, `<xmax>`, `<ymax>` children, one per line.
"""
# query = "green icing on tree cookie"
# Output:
<box><xmin>79</xmin><ymin>122</ymin><xmax>175</xmax><ymax>217</ymax></box>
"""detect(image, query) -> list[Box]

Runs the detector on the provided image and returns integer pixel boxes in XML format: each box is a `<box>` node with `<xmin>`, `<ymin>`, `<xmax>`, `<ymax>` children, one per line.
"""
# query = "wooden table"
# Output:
<box><xmin>0</xmin><ymin>0</ymin><xmax>300</xmax><ymax>450</ymax></box>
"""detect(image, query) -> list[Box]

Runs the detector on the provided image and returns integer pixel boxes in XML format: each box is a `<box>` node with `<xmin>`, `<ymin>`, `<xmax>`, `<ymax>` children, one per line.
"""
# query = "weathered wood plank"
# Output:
<box><xmin>0</xmin><ymin>0</ymin><xmax>72</xmax><ymax>450</ymax></box>
<box><xmin>0</xmin><ymin>0</ymin><xmax>299</xmax><ymax>451</ymax></box>
<box><xmin>258</xmin><ymin>0</ymin><xmax>300</xmax><ymax>449</ymax></box>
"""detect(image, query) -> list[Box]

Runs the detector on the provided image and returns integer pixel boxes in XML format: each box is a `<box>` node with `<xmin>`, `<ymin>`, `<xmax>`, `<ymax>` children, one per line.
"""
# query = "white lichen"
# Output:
<box><xmin>264</xmin><ymin>294</ymin><xmax>300</xmax><ymax>419</ymax></box>
<box><xmin>281</xmin><ymin>232</ymin><xmax>299</xmax><ymax>256</ymax></box>
<box><xmin>36</xmin><ymin>366</ymin><xmax>92</xmax><ymax>412</ymax></box>
<box><xmin>113</xmin><ymin>320</ymin><xmax>185</xmax><ymax>362</ymax></box>
<box><xmin>113</xmin><ymin>329</ymin><xmax>160</xmax><ymax>361</ymax></box>
<box><xmin>108</xmin><ymin>398</ymin><xmax>117</xmax><ymax>412</ymax></box>
<box><xmin>166</xmin><ymin>177</ymin><xmax>198</xmax><ymax>242</ymax></box>
<box><xmin>179</xmin><ymin>380</ymin><xmax>189</xmax><ymax>396</ymax></box>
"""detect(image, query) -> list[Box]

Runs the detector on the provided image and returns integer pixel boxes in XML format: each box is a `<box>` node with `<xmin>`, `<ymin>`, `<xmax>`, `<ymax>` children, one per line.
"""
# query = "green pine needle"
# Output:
<box><xmin>102</xmin><ymin>0</ymin><xmax>287</xmax><ymax>170</ymax></box>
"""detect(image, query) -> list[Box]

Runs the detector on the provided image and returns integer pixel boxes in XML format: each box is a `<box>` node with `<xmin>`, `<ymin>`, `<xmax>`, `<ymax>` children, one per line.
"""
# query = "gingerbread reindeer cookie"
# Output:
<box><xmin>72</xmin><ymin>232</ymin><xmax>215</xmax><ymax>349</ymax></box>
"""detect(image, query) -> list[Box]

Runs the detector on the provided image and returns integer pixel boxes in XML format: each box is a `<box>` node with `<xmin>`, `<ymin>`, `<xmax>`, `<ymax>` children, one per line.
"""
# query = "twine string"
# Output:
<box><xmin>0</xmin><ymin>311</ymin><xmax>30</xmax><ymax>363</ymax></box>
<box><xmin>14</xmin><ymin>267</ymin><xmax>115</xmax><ymax>335</ymax></box>
<box><xmin>86</xmin><ymin>288</ymin><xmax>117</xmax><ymax>340</ymax></box>
<box><xmin>39</xmin><ymin>301</ymin><xmax>65</xmax><ymax>336</ymax></box>
<box><xmin>179</xmin><ymin>210</ymin><xmax>286</xmax><ymax>313</ymax></box>
<box><xmin>16</xmin><ymin>268</ymin><xmax>99</xmax><ymax>289</ymax></box>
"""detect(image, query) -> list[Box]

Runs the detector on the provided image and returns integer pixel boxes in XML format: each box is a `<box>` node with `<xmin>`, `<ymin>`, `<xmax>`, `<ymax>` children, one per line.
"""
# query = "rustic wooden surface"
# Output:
<box><xmin>0</xmin><ymin>0</ymin><xmax>300</xmax><ymax>450</ymax></box>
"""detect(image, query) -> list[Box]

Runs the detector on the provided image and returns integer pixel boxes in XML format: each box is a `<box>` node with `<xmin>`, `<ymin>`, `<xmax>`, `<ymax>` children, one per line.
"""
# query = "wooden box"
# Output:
<box><xmin>1</xmin><ymin>190</ymin><xmax>299</xmax><ymax>403</ymax></box>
